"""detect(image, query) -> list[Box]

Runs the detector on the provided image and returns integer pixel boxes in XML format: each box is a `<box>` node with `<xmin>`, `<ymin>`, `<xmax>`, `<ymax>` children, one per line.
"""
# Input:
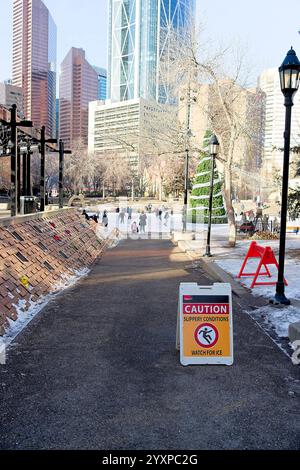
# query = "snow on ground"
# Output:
<box><xmin>216</xmin><ymin>258</ymin><xmax>300</xmax><ymax>301</ymax></box>
<box><xmin>3</xmin><ymin>268</ymin><xmax>90</xmax><ymax>348</ymax></box>
<box><xmin>248</xmin><ymin>304</ymin><xmax>300</xmax><ymax>339</ymax></box>
<box><xmin>215</xmin><ymin>257</ymin><xmax>300</xmax><ymax>339</ymax></box>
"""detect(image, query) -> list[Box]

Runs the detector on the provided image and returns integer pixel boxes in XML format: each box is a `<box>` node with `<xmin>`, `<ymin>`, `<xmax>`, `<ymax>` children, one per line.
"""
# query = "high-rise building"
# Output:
<box><xmin>88</xmin><ymin>98</ymin><xmax>143</xmax><ymax>164</ymax></box>
<box><xmin>56</xmin><ymin>98</ymin><xmax>59</xmax><ymax>140</ymax></box>
<box><xmin>59</xmin><ymin>48</ymin><xmax>98</xmax><ymax>149</ymax></box>
<box><xmin>258</xmin><ymin>68</ymin><xmax>300</xmax><ymax>199</ymax></box>
<box><xmin>107</xmin><ymin>0</ymin><xmax>195</xmax><ymax>103</ymax></box>
<box><xmin>0</xmin><ymin>82</ymin><xmax>23</xmax><ymax>113</ymax></box>
<box><xmin>12</xmin><ymin>0</ymin><xmax>57</xmax><ymax>137</ymax></box>
<box><xmin>93</xmin><ymin>67</ymin><xmax>107</xmax><ymax>101</ymax></box>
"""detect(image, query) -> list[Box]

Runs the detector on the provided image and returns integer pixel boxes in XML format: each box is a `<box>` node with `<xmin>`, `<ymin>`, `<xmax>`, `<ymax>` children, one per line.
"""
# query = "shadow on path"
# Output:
<box><xmin>0</xmin><ymin>239</ymin><xmax>299</xmax><ymax>450</ymax></box>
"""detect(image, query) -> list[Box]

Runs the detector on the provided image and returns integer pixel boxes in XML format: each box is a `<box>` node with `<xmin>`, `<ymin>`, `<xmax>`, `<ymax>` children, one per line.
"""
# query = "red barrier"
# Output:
<box><xmin>238</xmin><ymin>241</ymin><xmax>288</xmax><ymax>289</ymax></box>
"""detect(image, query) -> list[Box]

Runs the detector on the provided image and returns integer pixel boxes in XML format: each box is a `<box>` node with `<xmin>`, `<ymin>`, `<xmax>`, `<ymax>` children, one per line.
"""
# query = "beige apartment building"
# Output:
<box><xmin>178</xmin><ymin>80</ymin><xmax>265</xmax><ymax>201</ymax></box>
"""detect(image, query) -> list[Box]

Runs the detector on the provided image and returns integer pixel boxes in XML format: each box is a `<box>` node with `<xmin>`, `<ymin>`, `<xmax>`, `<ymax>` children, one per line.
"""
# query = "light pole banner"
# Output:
<box><xmin>177</xmin><ymin>283</ymin><xmax>234</xmax><ymax>366</ymax></box>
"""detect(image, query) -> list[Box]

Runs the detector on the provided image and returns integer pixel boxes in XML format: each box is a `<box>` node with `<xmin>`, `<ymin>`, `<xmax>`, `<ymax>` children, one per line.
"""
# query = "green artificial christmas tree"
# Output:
<box><xmin>189</xmin><ymin>131</ymin><xmax>227</xmax><ymax>224</ymax></box>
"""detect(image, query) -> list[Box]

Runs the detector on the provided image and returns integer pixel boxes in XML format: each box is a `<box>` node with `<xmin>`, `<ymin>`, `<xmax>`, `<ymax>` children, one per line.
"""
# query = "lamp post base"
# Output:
<box><xmin>204</xmin><ymin>246</ymin><xmax>212</xmax><ymax>258</ymax></box>
<box><xmin>269</xmin><ymin>293</ymin><xmax>291</xmax><ymax>306</ymax></box>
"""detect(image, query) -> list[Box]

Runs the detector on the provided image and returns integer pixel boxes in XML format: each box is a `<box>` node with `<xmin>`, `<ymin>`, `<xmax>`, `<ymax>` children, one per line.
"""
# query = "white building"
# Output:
<box><xmin>88</xmin><ymin>97</ymin><xmax>176</xmax><ymax>173</ymax></box>
<box><xmin>88</xmin><ymin>98</ymin><xmax>143</xmax><ymax>165</ymax></box>
<box><xmin>258</xmin><ymin>68</ymin><xmax>300</xmax><ymax>199</ymax></box>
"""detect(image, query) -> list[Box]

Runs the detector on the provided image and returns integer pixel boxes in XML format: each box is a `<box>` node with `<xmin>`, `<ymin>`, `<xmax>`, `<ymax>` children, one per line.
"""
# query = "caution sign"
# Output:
<box><xmin>176</xmin><ymin>283</ymin><xmax>233</xmax><ymax>366</ymax></box>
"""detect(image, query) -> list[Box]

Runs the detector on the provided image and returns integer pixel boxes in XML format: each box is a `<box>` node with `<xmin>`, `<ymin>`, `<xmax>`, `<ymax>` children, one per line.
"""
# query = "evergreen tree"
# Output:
<box><xmin>189</xmin><ymin>131</ymin><xmax>227</xmax><ymax>224</ymax></box>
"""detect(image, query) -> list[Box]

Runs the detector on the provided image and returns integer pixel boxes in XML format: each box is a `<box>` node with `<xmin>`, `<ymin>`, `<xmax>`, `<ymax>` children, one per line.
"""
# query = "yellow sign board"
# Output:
<box><xmin>177</xmin><ymin>283</ymin><xmax>234</xmax><ymax>366</ymax></box>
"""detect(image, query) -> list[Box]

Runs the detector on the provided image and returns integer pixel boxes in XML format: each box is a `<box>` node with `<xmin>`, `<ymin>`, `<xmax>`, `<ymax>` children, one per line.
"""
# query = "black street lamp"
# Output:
<box><xmin>19</xmin><ymin>137</ymin><xmax>38</xmax><ymax>197</ymax></box>
<box><xmin>51</xmin><ymin>139</ymin><xmax>71</xmax><ymax>209</ymax></box>
<box><xmin>0</xmin><ymin>105</ymin><xmax>32</xmax><ymax>216</ymax></box>
<box><xmin>272</xmin><ymin>47</ymin><xmax>300</xmax><ymax>305</ymax></box>
<box><xmin>204</xmin><ymin>134</ymin><xmax>219</xmax><ymax>258</ymax></box>
<box><xmin>36</xmin><ymin>126</ymin><xmax>57</xmax><ymax>212</ymax></box>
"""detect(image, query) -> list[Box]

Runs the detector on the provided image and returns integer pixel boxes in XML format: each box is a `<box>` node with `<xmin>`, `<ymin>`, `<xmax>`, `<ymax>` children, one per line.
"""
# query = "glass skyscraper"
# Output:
<box><xmin>12</xmin><ymin>0</ymin><xmax>57</xmax><ymax>137</ymax></box>
<box><xmin>107</xmin><ymin>0</ymin><xmax>195</xmax><ymax>103</ymax></box>
<box><xmin>93</xmin><ymin>67</ymin><xmax>108</xmax><ymax>101</ymax></box>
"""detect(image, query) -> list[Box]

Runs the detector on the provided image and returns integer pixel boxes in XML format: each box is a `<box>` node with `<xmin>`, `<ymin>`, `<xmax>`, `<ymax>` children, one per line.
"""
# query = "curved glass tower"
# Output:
<box><xmin>108</xmin><ymin>0</ymin><xmax>195</xmax><ymax>103</ymax></box>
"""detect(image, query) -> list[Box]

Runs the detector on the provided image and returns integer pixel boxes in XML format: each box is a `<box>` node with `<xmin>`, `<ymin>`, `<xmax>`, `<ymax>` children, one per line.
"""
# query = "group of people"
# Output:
<box><xmin>82</xmin><ymin>209</ymin><xmax>108</xmax><ymax>227</ymax></box>
<box><xmin>155</xmin><ymin>207</ymin><xmax>172</xmax><ymax>226</ymax></box>
<box><xmin>116</xmin><ymin>207</ymin><xmax>147</xmax><ymax>233</ymax></box>
<box><xmin>129</xmin><ymin>211</ymin><xmax>147</xmax><ymax>234</ymax></box>
<box><xmin>82</xmin><ymin>205</ymin><xmax>174</xmax><ymax>233</ymax></box>
<box><xmin>117</xmin><ymin>207</ymin><xmax>133</xmax><ymax>223</ymax></box>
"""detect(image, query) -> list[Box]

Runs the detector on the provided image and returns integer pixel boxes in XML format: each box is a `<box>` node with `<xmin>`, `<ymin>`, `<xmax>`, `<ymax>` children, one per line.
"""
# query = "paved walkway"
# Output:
<box><xmin>0</xmin><ymin>239</ymin><xmax>299</xmax><ymax>450</ymax></box>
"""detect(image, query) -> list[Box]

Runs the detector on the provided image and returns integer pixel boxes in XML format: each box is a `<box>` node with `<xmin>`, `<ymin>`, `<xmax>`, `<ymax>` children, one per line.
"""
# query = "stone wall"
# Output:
<box><xmin>0</xmin><ymin>209</ymin><xmax>112</xmax><ymax>335</ymax></box>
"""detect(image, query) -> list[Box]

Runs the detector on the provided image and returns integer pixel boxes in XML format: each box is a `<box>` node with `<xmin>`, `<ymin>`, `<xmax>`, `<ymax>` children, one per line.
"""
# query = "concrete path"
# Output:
<box><xmin>0</xmin><ymin>239</ymin><xmax>299</xmax><ymax>450</ymax></box>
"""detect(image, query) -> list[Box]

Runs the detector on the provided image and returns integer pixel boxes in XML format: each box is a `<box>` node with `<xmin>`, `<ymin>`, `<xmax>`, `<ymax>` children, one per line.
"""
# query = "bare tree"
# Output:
<box><xmin>101</xmin><ymin>153</ymin><xmax>132</xmax><ymax>197</ymax></box>
<box><xmin>64</xmin><ymin>139</ymin><xmax>89</xmax><ymax>195</ymax></box>
<box><xmin>166</xmin><ymin>24</ymin><xmax>261</xmax><ymax>246</ymax></box>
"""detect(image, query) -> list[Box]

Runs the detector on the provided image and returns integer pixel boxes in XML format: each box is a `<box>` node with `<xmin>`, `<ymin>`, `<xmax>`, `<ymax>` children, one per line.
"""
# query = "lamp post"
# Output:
<box><xmin>37</xmin><ymin>126</ymin><xmax>57</xmax><ymax>212</ymax></box>
<box><xmin>0</xmin><ymin>105</ymin><xmax>32</xmax><ymax>216</ymax></box>
<box><xmin>20</xmin><ymin>138</ymin><xmax>37</xmax><ymax>196</ymax></box>
<box><xmin>204</xmin><ymin>134</ymin><xmax>219</xmax><ymax>258</ymax></box>
<box><xmin>272</xmin><ymin>47</ymin><xmax>300</xmax><ymax>305</ymax></box>
<box><xmin>182</xmin><ymin>80</ymin><xmax>196</xmax><ymax>232</ymax></box>
<box><xmin>51</xmin><ymin>139</ymin><xmax>71</xmax><ymax>209</ymax></box>
<box><xmin>183</xmin><ymin>85</ymin><xmax>191</xmax><ymax>233</ymax></box>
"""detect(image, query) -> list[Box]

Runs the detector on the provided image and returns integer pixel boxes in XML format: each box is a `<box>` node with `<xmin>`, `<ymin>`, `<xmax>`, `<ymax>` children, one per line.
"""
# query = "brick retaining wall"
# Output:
<box><xmin>0</xmin><ymin>209</ymin><xmax>112</xmax><ymax>335</ymax></box>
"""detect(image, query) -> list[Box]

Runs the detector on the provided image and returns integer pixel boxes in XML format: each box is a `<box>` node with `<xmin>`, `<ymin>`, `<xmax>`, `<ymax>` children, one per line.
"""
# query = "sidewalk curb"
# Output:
<box><xmin>173</xmin><ymin>239</ymin><xmax>298</xmax><ymax>357</ymax></box>
<box><xmin>174</xmin><ymin>239</ymin><xmax>265</xmax><ymax>307</ymax></box>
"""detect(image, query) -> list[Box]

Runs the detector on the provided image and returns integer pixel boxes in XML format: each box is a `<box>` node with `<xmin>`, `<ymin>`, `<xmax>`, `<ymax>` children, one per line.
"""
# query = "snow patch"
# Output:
<box><xmin>216</xmin><ymin>258</ymin><xmax>300</xmax><ymax>301</ymax></box>
<box><xmin>215</xmin><ymin>257</ymin><xmax>300</xmax><ymax>341</ymax></box>
<box><xmin>248</xmin><ymin>305</ymin><xmax>300</xmax><ymax>339</ymax></box>
<box><xmin>3</xmin><ymin>268</ymin><xmax>90</xmax><ymax>348</ymax></box>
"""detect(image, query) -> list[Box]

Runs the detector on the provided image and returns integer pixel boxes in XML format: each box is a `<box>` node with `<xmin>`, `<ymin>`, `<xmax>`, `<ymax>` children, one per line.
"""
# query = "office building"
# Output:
<box><xmin>258</xmin><ymin>67</ymin><xmax>300</xmax><ymax>199</ymax></box>
<box><xmin>93</xmin><ymin>67</ymin><xmax>107</xmax><ymax>101</ymax></box>
<box><xmin>56</xmin><ymin>98</ymin><xmax>59</xmax><ymax>140</ymax></box>
<box><xmin>107</xmin><ymin>0</ymin><xmax>195</xmax><ymax>103</ymax></box>
<box><xmin>0</xmin><ymin>82</ymin><xmax>23</xmax><ymax>113</ymax></box>
<box><xmin>59</xmin><ymin>48</ymin><xmax>98</xmax><ymax>149</ymax></box>
<box><xmin>88</xmin><ymin>98</ymin><xmax>143</xmax><ymax>163</ymax></box>
<box><xmin>12</xmin><ymin>0</ymin><xmax>57</xmax><ymax>137</ymax></box>
<box><xmin>88</xmin><ymin>97</ymin><xmax>174</xmax><ymax>166</ymax></box>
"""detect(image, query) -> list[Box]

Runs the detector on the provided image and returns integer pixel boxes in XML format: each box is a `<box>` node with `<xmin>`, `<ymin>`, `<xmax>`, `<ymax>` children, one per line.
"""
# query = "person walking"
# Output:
<box><xmin>164</xmin><ymin>211</ymin><xmax>169</xmax><ymax>227</ymax></box>
<box><xmin>102</xmin><ymin>210</ymin><xmax>108</xmax><ymax>228</ymax></box>
<box><xmin>139</xmin><ymin>211</ymin><xmax>147</xmax><ymax>233</ymax></box>
<box><xmin>82</xmin><ymin>209</ymin><xmax>90</xmax><ymax>221</ymax></box>
<box><xmin>119</xmin><ymin>210</ymin><xmax>125</xmax><ymax>224</ymax></box>
<box><xmin>131</xmin><ymin>221</ymin><xmax>139</xmax><ymax>234</ymax></box>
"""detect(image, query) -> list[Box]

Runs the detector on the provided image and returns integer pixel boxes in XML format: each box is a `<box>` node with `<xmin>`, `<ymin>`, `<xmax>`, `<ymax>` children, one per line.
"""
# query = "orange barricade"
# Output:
<box><xmin>237</xmin><ymin>241</ymin><xmax>288</xmax><ymax>289</ymax></box>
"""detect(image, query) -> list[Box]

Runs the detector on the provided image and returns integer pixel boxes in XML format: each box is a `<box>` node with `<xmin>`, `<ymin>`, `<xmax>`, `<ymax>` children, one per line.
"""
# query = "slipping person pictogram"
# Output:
<box><xmin>199</xmin><ymin>327</ymin><xmax>213</xmax><ymax>344</ymax></box>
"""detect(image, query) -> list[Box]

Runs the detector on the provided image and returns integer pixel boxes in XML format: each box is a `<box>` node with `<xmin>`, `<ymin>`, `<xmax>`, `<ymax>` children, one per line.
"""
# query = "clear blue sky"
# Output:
<box><xmin>0</xmin><ymin>0</ymin><xmax>300</xmax><ymax>88</ymax></box>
